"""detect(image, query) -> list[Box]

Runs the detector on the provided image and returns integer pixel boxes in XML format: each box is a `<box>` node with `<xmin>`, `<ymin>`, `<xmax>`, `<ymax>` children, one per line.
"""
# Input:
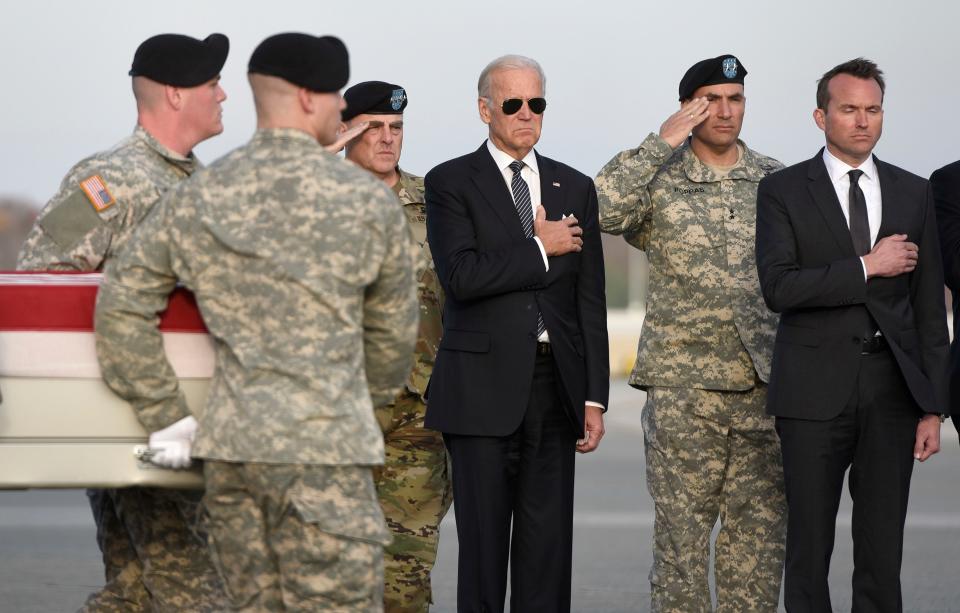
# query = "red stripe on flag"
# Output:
<box><xmin>0</xmin><ymin>272</ymin><xmax>207</xmax><ymax>332</ymax></box>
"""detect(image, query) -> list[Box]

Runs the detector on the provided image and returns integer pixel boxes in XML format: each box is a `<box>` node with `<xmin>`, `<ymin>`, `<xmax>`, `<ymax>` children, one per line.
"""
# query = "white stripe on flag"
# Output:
<box><xmin>0</xmin><ymin>331</ymin><xmax>215</xmax><ymax>378</ymax></box>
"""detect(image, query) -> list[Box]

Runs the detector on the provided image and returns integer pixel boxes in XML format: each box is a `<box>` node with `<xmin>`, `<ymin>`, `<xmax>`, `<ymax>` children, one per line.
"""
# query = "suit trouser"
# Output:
<box><xmin>444</xmin><ymin>351</ymin><xmax>578</xmax><ymax>613</ymax></box>
<box><xmin>80</xmin><ymin>487</ymin><xmax>226</xmax><ymax>613</ymax></box>
<box><xmin>643</xmin><ymin>383</ymin><xmax>786</xmax><ymax>613</ymax></box>
<box><xmin>777</xmin><ymin>348</ymin><xmax>920</xmax><ymax>613</ymax></box>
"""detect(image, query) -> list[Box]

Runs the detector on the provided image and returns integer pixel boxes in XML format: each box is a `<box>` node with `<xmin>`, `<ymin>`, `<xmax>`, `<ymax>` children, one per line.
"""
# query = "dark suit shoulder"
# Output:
<box><xmin>876</xmin><ymin>158</ymin><xmax>927</xmax><ymax>188</ymax></box>
<box><xmin>425</xmin><ymin>151</ymin><xmax>476</xmax><ymax>183</ymax></box>
<box><xmin>538</xmin><ymin>154</ymin><xmax>591</xmax><ymax>184</ymax></box>
<box><xmin>930</xmin><ymin>159</ymin><xmax>960</xmax><ymax>183</ymax></box>
<box><xmin>758</xmin><ymin>157</ymin><xmax>812</xmax><ymax>189</ymax></box>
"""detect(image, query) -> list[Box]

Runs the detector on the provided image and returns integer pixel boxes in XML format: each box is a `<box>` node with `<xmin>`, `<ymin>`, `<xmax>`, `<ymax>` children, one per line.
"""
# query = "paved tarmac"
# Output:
<box><xmin>1</xmin><ymin>379</ymin><xmax>959</xmax><ymax>612</ymax></box>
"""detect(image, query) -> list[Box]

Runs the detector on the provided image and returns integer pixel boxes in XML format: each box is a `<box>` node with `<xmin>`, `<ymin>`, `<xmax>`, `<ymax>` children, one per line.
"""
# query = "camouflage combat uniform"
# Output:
<box><xmin>373</xmin><ymin>168</ymin><xmax>452</xmax><ymax>613</ymax></box>
<box><xmin>95</xmin><ymin>127</ymin><xmax>419</xmax><ymax>612</ymax></box>
<box><xmin>596</xmin><ymin>133</ymin><xmax>787</xmax><ymax>613</ymax></box>
<box><xmin>17</xmin><ymin>125</ymin><xmax>226</xmax><ymax>613</ymax></box>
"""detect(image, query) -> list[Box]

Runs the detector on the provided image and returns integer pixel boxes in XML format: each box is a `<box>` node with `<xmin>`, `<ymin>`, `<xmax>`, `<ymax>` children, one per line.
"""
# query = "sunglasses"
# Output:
<box><xmin>500</xmin><ymin>97</ymin><xmax>547</xmax><ymax>115</ymax></box>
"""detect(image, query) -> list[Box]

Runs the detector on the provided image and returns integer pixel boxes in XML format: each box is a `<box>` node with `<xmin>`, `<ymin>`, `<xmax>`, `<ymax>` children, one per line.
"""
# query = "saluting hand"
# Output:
<box><xmin>325</xmin><ymin>120</ymin><xmax>370</xmax><ymax>154</ymax></box>
<box><xmin>659</xmin><ymin>97</ymin><xmax>710</xmax><ymax>149</ymax></box>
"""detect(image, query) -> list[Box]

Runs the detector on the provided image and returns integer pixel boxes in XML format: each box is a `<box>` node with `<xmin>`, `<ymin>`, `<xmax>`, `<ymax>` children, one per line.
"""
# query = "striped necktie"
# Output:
<box><xmin>509</xmin><ymin>160</ymin><xmax>546</xmax><ymax>339</ymax></box>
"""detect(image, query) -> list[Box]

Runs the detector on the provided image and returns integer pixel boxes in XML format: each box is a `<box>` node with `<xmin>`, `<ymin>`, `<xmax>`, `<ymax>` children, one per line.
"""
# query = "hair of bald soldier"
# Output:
<box><xmin>131</xmin><ymin>76</ymin><xmax>169</xmax><ymax>113</ymax></box>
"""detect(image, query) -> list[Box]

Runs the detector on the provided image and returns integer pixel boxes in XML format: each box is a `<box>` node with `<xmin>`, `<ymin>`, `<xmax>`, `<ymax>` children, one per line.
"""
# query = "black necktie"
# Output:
<box><xmin>508</xmin><ymin>160</ymin><xmax>546</xmax><ymax>339</ymax></box>
<box><xmin>848</xmin><ymin>169</ymin><xmax>871</xmax><ymax>255</ymax></box>
<box><xmin>848</xmin><ymin>168</ymin><xmax>879</xmax><ymax>337</ymax></box>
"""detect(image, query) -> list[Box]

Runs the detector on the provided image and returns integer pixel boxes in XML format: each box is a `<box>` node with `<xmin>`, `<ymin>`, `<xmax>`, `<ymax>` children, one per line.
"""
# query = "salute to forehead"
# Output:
<box><xmin>341</xmin><ymin>80</ymin><xmax>408</xmax><ymax>183</ymax></box>
<box><xmin>679</xmin><ymin>54</ymin><xmax>748</xmax><ymax>157</ymax></box>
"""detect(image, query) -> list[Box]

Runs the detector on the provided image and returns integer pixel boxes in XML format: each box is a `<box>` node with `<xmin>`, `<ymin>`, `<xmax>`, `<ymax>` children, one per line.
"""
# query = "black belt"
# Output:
<box><xmin>861</xmin><ymin>334</ymin><xmax>887</xmax><ymax>355</ymax></box>
<box><xmin>536</xmin><ymin>341</ymin><xmax>552</xmax><ymax>355</ymax></box>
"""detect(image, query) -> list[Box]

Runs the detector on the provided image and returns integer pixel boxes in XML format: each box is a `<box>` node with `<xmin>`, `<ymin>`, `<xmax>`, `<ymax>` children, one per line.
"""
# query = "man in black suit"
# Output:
<box><xmin>929</xmin><ymin>161</ymin><xmax>960</xmax><ymax>438</ymax></box>
<box><xmin>756</xmin><ymin>58</ymin><xmax>949</xmax><ymax>612</ymax></box>
<box><xmin>424</xmin><ymin>54</ymin><xmax>609</xmax><ymax>612</ymax></box>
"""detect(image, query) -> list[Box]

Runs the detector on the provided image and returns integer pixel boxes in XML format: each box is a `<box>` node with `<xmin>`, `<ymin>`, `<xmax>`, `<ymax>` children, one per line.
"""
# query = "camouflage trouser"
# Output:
<box><xmin>642</xmin><ymin>384</ymin><xmax>786</xmax><ymax>613</ymax></box>
<box><xmin>372</xmin><ymin>391</ymin><xmax>452</xmax><ymax>613</ymax></box>
<box><xmin>203</xmin><ymin>460</ymin><xmax>392</xmax><ymax>612</ymax></box>
<box><xmin>79</xmin><ymin>486</ymin><xmax>227</xmax><ymax>612</ymax></box>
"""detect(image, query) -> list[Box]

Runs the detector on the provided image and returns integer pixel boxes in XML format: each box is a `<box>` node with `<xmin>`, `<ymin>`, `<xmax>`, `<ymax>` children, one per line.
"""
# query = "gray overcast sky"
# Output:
<box><xmin>1</xmin><ymin>0</ymin><xmax>958</xmax><ymax>205</ymax></box>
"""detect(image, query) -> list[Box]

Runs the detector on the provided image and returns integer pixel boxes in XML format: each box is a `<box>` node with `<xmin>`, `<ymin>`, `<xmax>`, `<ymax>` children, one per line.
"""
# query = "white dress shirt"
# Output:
<box><xmin>486</xmin><ymin>140</ymin><xmax>549</xmax><ymax>271</ymax></box>
<box><xmin>822</xmin><ymin>148</ymin><xmax>882</xmax><ymax>280</ymax></box>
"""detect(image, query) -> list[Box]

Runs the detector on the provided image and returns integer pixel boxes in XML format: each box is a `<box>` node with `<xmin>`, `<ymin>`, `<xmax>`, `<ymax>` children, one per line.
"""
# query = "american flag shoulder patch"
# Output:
<box><xmin>78</xmin><ymin>175</ymin><xmax>115</xmax><ymax>212</ymax></box>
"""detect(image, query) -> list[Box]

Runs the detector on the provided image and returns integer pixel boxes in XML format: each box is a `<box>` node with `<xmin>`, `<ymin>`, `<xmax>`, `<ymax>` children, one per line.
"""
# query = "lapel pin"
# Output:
<box><xmin>552</xmin><ymin>181</ymin><xmax>560</xmax><ymax>187</ymax></box>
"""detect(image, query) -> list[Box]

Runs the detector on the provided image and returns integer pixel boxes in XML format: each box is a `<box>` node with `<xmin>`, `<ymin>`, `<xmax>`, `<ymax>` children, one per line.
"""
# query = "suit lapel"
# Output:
<box><xmin>536</xmin><ymin>152</ymin><xmax>566</xmax><ymax>221</ymax></box>
<box><xmin>807</xmin><ymin>152</ymin><xmax>856</xmax><ymax>256</ymax></box>
<box><xmin>874</xmin><ymin>155</ymin><xmax>902</xmax><ymax>239</ymax></box>
<box><xmin>469</xmin><ymin>143</ymin><xmax>528</xmax><ymax>240</ymax></box>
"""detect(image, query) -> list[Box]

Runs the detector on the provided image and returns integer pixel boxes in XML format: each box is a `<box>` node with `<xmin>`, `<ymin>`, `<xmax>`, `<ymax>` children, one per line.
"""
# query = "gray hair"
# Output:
<box><xmin>477</xmin><ymin>55</ymin><xmax>546</xmax><ymax>105</ymax></box>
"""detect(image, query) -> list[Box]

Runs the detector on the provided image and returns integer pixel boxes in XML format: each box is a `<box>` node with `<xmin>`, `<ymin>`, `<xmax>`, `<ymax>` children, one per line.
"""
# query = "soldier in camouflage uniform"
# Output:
<box><xmin>17</xmin><ymin>33</ymin><xmax>230</xmax><ymax>612</ymax></box>
<box><xmin>94</xmin><ymin>33</ymin><xmax>418</xmax><ymax>612</ymax></box>
<box><xmin>595</xmin><ymin>55</ymin><xmax>786</xmax><ymax>612</ymax></box>
<box><xmin>339</xmin><ymin>81</ymin><xmax>452</xmax><ymax>613</ymax></box>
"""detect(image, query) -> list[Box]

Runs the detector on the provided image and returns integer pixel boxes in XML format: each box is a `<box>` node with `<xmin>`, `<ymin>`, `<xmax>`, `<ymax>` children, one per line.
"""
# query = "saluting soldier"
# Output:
<box><xmin>95</xmin><ymin>33</ymin><xmax>419</xmax><ymax>611</ymax></box>
<box><xmin>17</xmin><ymin>33</ymin><xmax>229</xmax><ymax>612</ymax></box>
<box><xmin>595</xmin><ymin>55</ymin><xmax>786</xmax><ymax>612</ymax></box>
<box><xmin>338</xmin><ymin>80</ymin><xmax>452</xmax><ymax>613</ymax></box>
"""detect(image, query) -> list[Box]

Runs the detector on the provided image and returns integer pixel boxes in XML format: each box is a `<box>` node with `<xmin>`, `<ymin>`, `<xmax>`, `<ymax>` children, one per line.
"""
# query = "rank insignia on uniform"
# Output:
<box><xmin>390</xmin><ymin>88</ymin><xmax>406</xmax><ymax>111</ymax></box>
<box><xmin>79</xmin><ymin>175</ymin><xmax>115</xmax><ymax>212</ymax></box>
<box><xmin>722</xmin><ymin>57</ymin><xmax>738</xmax><ymax>79</ymax></box>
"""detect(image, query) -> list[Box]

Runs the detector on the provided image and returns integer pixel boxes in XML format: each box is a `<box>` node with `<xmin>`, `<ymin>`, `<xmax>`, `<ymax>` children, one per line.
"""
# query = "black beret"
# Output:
<box><xmin>129</xmin><ymin>33</ymin><xmax>229</xmax><ymax>87</ymax></box>
<box><xmin>342</xmin><ymin>81</ymin><xmax>407</xmax><ymax>122</ymax></box>
<box><xmin>678</xmin><ymin>54</ymin><xmax>747</xmax><ymax>101</ymax></box>
<box><xmin>248</xmin><ymin>33</ymin><xmax>349</xmax><ymax>93</ymax></box>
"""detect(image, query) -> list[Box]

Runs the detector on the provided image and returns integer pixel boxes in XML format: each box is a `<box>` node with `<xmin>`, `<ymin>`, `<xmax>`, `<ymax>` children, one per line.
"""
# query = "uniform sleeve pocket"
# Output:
<box><xmin>440</xmin><ymin>329</ymin><xmax>490</xmax><ymax>353</ymax></box>
<box><xmin>291</xmin><ymin>491</ymin><xmax>391</xmax><ymax>546</ymax></box>
<box><xmin>39</xmin><ymin>190</ymin><xmax>108</xmax><ymax>251</ymax></box>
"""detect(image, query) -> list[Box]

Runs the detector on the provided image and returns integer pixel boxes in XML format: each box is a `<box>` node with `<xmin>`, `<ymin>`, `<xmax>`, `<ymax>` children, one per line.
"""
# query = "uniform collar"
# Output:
<box><xmin>252</xmin><ymin>127</ymin><xmax>324</xmax><ymax>148</ymax></box>
<box><xmin>135</xmin><ymin>124</ymin><xmax>198</xmax><ymax>172</ymax></box>
<box><xmin>680</xmin><ymin>138</ymin><xmax>766</xmax><ymax>183</ymax></box>
<box><xmin>394</xmin><ymin>167</ymin><xmax>423</xmax><ymax>206</ymax></box>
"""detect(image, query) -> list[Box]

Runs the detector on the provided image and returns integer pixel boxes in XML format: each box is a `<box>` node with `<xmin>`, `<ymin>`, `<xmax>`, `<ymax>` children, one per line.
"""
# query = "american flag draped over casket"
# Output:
<box><xmin>0</xmin><ymin>272</ymin><xmax>209</xmax><ymax>488</ymax></box>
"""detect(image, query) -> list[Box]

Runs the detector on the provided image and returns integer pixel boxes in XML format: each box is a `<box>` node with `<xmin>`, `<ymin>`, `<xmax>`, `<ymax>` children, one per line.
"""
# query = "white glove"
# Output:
<box><xmin>147</xmin><ymin>416</ymin><xmax>198</xmax><ymax>470</ymax></box>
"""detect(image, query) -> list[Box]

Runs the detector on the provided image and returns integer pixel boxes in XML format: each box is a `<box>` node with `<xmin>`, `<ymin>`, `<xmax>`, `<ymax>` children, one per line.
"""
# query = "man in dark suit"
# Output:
<box><xmin>424</xmin><ymin>54</ymin><xmax>609</xmax><ymax>612</ymax></box>
<box><xmin>756</xmin><ymin>58</ymin><xmax>949</xmax><ymax>612</ymax></box>
<box><xmin>930</xmin><ymin>161</ymin><xmax>960</xmax><ymax>438</ymax></box>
